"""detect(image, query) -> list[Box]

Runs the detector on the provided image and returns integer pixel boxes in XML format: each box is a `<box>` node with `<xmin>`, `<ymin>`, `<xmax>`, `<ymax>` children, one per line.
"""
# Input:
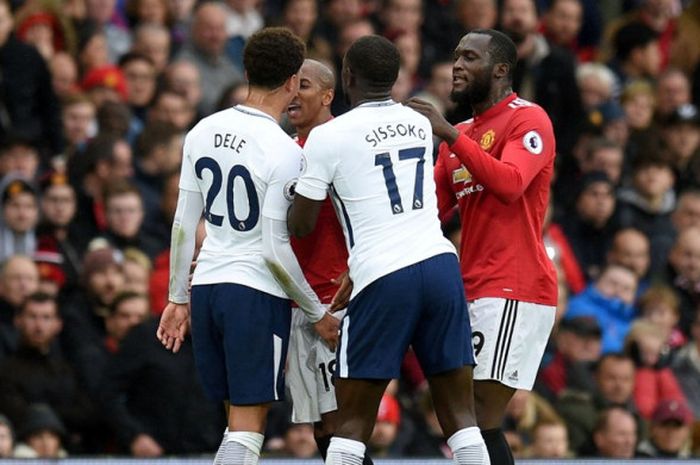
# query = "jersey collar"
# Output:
<box><xmin>234</xmin><ymin>105</ymin><xmax>278</xmax><ymax>123</ymax></box>
<box><xmin>473</xmin><ymin>93</ymin><xmax>518</xmax><ymax>122</ymax></box>
<box><xmin>356</xmin><ymin>99</ymin><xmax>397</xmax><ymax>109</ymax></box>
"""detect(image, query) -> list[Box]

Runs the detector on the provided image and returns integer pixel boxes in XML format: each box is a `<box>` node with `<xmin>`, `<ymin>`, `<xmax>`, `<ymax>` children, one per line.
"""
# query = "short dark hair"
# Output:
<box><xmin>118</xmin><ymin>51</ymin><xmax>155</xmax><ymax>69</ymax></box>
<box><xmin>345</xmin><ymin>35</ymin><xmax>400</xmax><ymax>91</ymax></box>
<box><xmin>614</xmin><ymin>21</ymin><xmax>658</xmax><ymax>61</ymax></box>
<box><xmin>136</xmin><ymin>121</ymin><xmax>180</xmax><ymax>159</ymax></box>
<box><xmin>243</xmin><ymin>27</ymin><xmax>306</xmax><ymax>90</ymax></box>
<box><xmin>103</xmin><ymin>179</ymin><xmax>142</xmax><ymax>205</ymax></box>
<box><xmin>470</xmin><ymin>29</ymin><xmax>518</xmax><ymax>83</ymax></box>
<box><xmin>109</xmin><ymin>291</ymin><xmax>148</xmax><ymax>316</ymax></box>
<box><xmin>20</xmin><ymin>292</ymin><xmax>57</xmax><ymax>314</ymax></box>
<box><xmin>595</xmin><ymin>352</ymin><xmax>634</xmax><ymax>373</ymax></box>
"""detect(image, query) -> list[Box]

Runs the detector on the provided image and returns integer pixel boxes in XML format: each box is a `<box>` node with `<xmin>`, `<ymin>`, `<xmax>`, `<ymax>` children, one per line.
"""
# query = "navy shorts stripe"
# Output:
<box><xmin>190</xmin><ymin>283</ymin><xmax>291</xmax><ymax>405</ymax></box>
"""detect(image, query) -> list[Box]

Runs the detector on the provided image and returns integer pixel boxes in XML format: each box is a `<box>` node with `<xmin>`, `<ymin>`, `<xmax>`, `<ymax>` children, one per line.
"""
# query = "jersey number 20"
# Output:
<box><xmin>195</xmin><ymin>157</ymin><xmax>259</xmax><ymax>231</ymax></box>
<box><xmin>374</xmin><ymin>146</ymin><xmax>426</xmax><ymax>214</ymax></box>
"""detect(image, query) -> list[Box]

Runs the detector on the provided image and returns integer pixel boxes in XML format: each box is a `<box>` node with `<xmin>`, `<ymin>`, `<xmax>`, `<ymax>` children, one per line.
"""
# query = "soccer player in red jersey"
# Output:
<box><xmin>408</xmin><ymin>29</ymin><xmax>558</xmax><ymax>465</ymax></box>
<box><xmin>286</xmin><ymin>59</ymin><xmax>373</xmax><ymax>465</ymax></box>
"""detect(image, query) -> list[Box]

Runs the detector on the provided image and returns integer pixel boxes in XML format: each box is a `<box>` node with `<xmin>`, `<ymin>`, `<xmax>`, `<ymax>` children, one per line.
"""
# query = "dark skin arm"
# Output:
<box><xmin>405</xmin><ymin>97</ymin><xmax>460</xmax><ymax>144</ymax></box>
<box><xmin>288</xmin><ymin>193</ymin><xmax>324</xmax><ymax>237</ymax></box>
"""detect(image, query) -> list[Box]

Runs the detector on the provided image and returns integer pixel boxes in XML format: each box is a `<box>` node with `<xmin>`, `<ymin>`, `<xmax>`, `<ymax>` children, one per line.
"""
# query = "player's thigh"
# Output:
<box><xmin>412</xmin><ymin>253</ymin><xmax>475</xmax><ymax>376</ymax></box>
<box><xmin>287</xmin><ymin>308</ymin><xmax>341</xmax><ymax>424</ymax></box>
<box><xmin>336</xmin><ymin>268</ymin><xmax>423</xmax><ymax>380</ymax></box>
<box><xmin>469</xmin><ymin>298</ymin><xmax>555</xmax><ymax>389</ymax></box>
<box><xmin>190</xmin><ymin>284</ymin><xmax>228</xmax><ymax>402</ymax></box>
<box><xmin>212</xmin><ymin>284</ymin><xmax>292</xmax><ymax>405</ymax></box>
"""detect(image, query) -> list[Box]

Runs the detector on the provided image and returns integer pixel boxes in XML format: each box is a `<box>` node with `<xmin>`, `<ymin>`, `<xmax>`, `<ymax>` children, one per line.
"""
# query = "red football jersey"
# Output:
<box><xmin>435</xmin><ymin>93</ymin><xmax>558</xmax><ymax>305</ymax></box>
<box><xmin>291</xmin><ymin>135</ymin><xmax>349</xmax><ymax>303</ymax></box>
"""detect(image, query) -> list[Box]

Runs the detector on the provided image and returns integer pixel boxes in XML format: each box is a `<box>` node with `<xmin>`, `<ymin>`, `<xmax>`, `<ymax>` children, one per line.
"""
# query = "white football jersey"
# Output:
<box><xmin>180</xmin><ymin>105</ymin><xmax>302</xmax><ymax>298</ymax></box>
<box><xmin>296</xmin><ymin>100</ymin><xmax>456</xmax><ymax>297</ymax></box>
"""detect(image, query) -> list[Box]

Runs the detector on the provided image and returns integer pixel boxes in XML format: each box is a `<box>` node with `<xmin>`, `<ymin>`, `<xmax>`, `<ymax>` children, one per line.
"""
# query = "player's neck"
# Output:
<box><xmin>244</xmin><ymin>90</ymin><xmax>287</xmax><ymax>122</ymax></box>
<box><xmin>471</xmin><ymin>87</ymin><xmax>514</xmax><ymax>115</ymax></box>
<box><xmin>297</xmin><ymin>111</ymin><xmax>333</xmax><ymax>140</ymax></box>
<box><xmin>351</xmin><ymin>91</ymin><xmax>392</xmax><ymax>108</ymax></box>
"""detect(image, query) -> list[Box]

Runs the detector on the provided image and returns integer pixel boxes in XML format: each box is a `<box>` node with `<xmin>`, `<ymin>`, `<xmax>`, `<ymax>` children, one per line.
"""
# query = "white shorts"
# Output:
<box><xmin>469</xmin><ymin>298</ymin><xmax>555</xmax><ymax>390</ymax></box>
<box><xmin>287</xmin><ymin>307</ymin><xmax>345</xmax><ymax>424</ymax></box>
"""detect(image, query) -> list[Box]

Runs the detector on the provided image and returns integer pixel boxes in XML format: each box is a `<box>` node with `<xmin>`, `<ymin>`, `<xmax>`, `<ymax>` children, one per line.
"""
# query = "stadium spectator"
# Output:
<box><xmin>12</xmin><ymin>404</ymin><xmax>68</xmax><ymax>458</ymax></box>
<box><xmin>100</xmin><ymin>318</ymin><xmax>226</xmax><ymax>456</ymax></box>
<box><xmin>606</xmin><ymin>228</ymin><xmax>651</xmax><ymax>294</ymax></box>
<box><xmin>35</xmin><ymin>171</ymin><xmax>84</xmax><ymax>291</ymax></box>
<box><xmin>130</xmin><ymin>23</ymin><xmax>171</xmax><ymax>74</ymax></box>
<box><xmin>637</xmin><ymin>399</ymin><xmax>694</xmax><ymax>458</ymax></box>
<box><xmin>60</xmin><ymin>246</ymin><xmax>125</xmax><ymax>394</ymax></box>
<box><xmin>164</xmin><ymin>60</ymin><xmax>204</xmax><ymax>117</ymax></box>
<box><xmin>281</xmin><ymin>0</ymin><xmax>333</xmax><ymax>62</ymax></box>
<box><xmin>85</xmin><ymin>0</ymin><xmax>131</xmax><ymax>61</ymax></box>
<box><xmin>176</xmin><ymin>2</ymin><xmax>243</xmax><ymax>115</ymax></box>
<box><xmin>283</xmin><ymin>423</ymin><xmax>318</xmax><ymax>458</ymax></box>
<box><xmin>526</xmin><ymin>418</ymin><xmax>570</xmax><ymax>459</ymax></box>
<box><xmin>148</xmin><ymin>88</ymin><xmax>195</xmax><ymax>131</ymax></box>
<box><xmin>126</xmin><ymin>0</ymin><xmax>171</xmax><ymax>28</ymax></box>
<box><xmin>0</xmin><ymin>292</ymin><xmax>99</xmax><ymax>453</ymax></box>
<box><xmin>104</xmin><ymin>291</ymin><xmax>149</xmax><ymax>352</ymax></box>
<box><xmin>223</xmin><ymin>0</ymin><xmax>263</xmax><ymax>39</ymax></box>
<box><xmin>560</xmin><ymin>171</ymin><xmax>619</xmax><ymax>280</ymax></box>
<box><xmin>576</xmin><ymin>62</ymin><xmax>616</xmax><ymax>111</ymax></box>
<box><xmin>608</xmin><ymin>21</ymin><xmax>662</xmax><ymax>85</ymax></box>
<box><xmin>673</xmin><ymin>189</ymin><xmax>700</xmax><ymax>231</ymax></box>
<box><xmin>621</xmin><ymin>80</ymin><xmax>656</xmax><ymax>132</ymax></box>
<box><xmin>665</xmin><ymin>226</ymin><xmax>700</xmax><ymax>335</ymax></box>
<box><xmin>638</xmin><ymin>285</ymin><xmax>686</xmax><ymax>350</ymax></box>
<box><xmin>536</xmin><ymin>316</ymin><xmax>601</xmax><ymax>401</ymax></box>
<box><xmin>500</xmin><ymin>0</ymin><xmax>583</xmax><ymax>153</ymax></box>
<box><xmin>119</xmin><ymin>52</ymin><xmax>157</xmax><ymax>124</ymax></box>
<box><xmin>541</xmin><ymin>0</ymin><xmax>586</xmax><ymax>61</ymax></box>
<box><xmin>556</xmin><ymin>353</ymin><xmax>641</xmax><ymax>454</ymax></box>
<box><xmin>656</xmin><ymin>68</ymin><xmax>692</xmax><ymax>121</ymax></box>
<box><xmin>60</xmin><ymin>93</ymin><xmax>96</xmax><ymax>154</ymax></box>
<box><xmin>0</xmin><ymin>178</ymin><xmax>39</xmax><ymax>263</ymax></box>
<box><xmin>502</xmin><ymin>390</ymin><xmax>561</xmax><ymax>458</ymax></box>
<box><xmin>121</xmin><ymin>248</ymin><xmax>151</xmax><ymax>295</ymax></box>
<box><xmin>0</xmin><ymin>0</ymin><xmax>64</xmax><ymax>157</ymax></box>
<box><xmin>0</xmin><ymin>414</ymin><xmax>13</xmax><ymax>457</ymax></box>
<box><xmin>0</xmin><ymin>136</ymin><xmax>40</xmax><ymax>181</ymax></box>
<box><xmin>672</xmin><ymin>308</ymin><xmax>700</xmax><ymax>419</ymax></box>
<box><xmin>624</xmin><ymin>319</ymin><xmax>687</xmax><ymax>420</ymax></box>
<box><xmin>663</xmin><ymin>104</ymin><xmax>700</xmax><ymax>192</ymax></box>
<box><xmin>369</xmin><ymin>393</ymin><xmax>402</xmax><ymax>457</ymax></box>
<box><xmin>49</xmin><ymin>52</ymin><xmax>79</xmax><ymax>99</ymax></box>
<box><xmin>591</xmin><ymin>406</ymin><xmax>639</xmax><ymax>458</ymax></box>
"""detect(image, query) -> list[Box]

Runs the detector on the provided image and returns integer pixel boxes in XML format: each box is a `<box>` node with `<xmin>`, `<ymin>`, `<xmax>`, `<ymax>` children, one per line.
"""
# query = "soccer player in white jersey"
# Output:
<box><xmin>288</xmin><ymin>35</ymin><xmax>490</xmax><ymax>465</ymax></box>
<box><xmin>156</xmin><ymin>28</ymin><xmax>339</xmax><ymax>465</ymax></box>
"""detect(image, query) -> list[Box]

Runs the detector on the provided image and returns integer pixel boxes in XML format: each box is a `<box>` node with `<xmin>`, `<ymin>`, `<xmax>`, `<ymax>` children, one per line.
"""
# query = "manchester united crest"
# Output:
<box><xmin>480</xmin><ymin>129</ymin><xmax>496</xmax><ymax>150</ymax></box>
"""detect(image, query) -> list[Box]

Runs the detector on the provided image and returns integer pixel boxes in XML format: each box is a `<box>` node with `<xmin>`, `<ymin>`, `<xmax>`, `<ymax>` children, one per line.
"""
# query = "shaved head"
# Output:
<box><xmin>302</xmin><ymin>59</ymin><xmax>336</xmax><ymax>90</ymax></box>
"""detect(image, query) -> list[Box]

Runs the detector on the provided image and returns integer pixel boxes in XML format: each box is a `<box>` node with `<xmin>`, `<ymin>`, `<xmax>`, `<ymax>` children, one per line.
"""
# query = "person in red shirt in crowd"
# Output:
<box><xmin>408</xmin><ymin>29</ymin><xmax>558</xmax><ymax>465</ymax></box>
<box><xmin>285</xmin><ymin>58</ymin><xmax>373</xmax><ymax>465</ymax></box>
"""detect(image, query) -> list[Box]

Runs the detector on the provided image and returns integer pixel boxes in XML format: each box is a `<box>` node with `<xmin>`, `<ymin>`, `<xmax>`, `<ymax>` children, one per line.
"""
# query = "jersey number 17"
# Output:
<box><xmin>374</xmin><ymin>146</ymin><xmax>426</xmax><ymax>214</ymax></box>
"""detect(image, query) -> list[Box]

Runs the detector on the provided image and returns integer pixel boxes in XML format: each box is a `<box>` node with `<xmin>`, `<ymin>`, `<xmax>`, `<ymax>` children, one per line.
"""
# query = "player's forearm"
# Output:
<box><xmin>262</xmin><ymin>217</ymin><xmax>326</xmax><ymax>323</ymax></box>
<box><xmin>168</xmin><ymin>189</ymin><xmax>203</xmax><ymax>304</ymax></box>
<box><xmin>450</xmin><ymin>133</ymin><xmax>526</xmax><ymax>204</ymax></box>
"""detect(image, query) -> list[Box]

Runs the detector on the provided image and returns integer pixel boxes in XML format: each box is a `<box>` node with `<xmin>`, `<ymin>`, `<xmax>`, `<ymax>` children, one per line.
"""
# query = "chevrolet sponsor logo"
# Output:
<box><xmin>452</xmin><ymin>166</ymin><xmax>472</xmax><ymax>184</ymax></box>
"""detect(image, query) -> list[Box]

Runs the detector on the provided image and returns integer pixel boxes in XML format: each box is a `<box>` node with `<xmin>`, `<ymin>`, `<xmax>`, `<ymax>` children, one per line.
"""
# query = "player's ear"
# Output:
<box><xmin>493</xmin><ymin>63</ymin><xmax>509</xmax><ymax>81</ymax></box>
<box><xmin>322</xmin><ymin>89</ymin><xmax>334</xmax><ymax>107</ymax></box>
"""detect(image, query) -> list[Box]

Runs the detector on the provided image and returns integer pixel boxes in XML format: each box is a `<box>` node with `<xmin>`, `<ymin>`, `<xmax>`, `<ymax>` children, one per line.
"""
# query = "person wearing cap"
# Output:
<box><xmin>663</xmin><ymin>103</ymin><xmax>700</xmax><ymax>191</ymax></box>
<box><xmin>80</xmin><ymin>65</ymin><xmax>129</xmax><ymax>108</ymax></box>
<box><xmin>535</xmin><ymin>316</ymin><xmax>602</xmax><ymax>402</ymax></box>
<box><xmin>0</xmin><ymin>135</ymin><xmax>40</xmax><ymax>180</ymax></box>
<box><xmin>0</xmin><ymin>177</ymin><xmax>39</xmax><ymax>262</ymax></box>
<box><xmin>12</xmin><ymin>403</ymin><xmax>67</xmax><ymax>458</ymax></box>
<box><xmin>0</xmin><ymin>293</ymin><xmax>98</xmax><ymax>453</ymax></box>
<box><xmin>637</xmin><ymin>399</ymin><xmax>694</xmax><ymax>457</ymax></box>
<box><xmin>560</xmin><ymin>171</ymin><xmax>619</xmax><ymax>280</ymax></box>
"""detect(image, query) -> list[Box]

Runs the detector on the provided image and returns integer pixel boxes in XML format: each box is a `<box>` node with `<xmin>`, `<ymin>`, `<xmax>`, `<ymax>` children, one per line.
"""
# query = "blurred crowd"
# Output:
<box><xmin>1</xmin><ymin>0</ymin><xmax>700</xmax><ymax>459</ymax></box>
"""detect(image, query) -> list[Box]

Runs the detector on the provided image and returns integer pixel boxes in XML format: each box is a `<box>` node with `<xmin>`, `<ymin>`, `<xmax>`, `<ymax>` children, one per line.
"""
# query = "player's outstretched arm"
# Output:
<box><xmin>157</xmin><ymin>188</ymin><xmax>203</xmax><ymax>353</ymax></box>
<box><xmin>262</xmin><ymin>216</ymin><xmax>339</xmax><ymax>350</ymax></box>
<box><xmin>288</xmin><ymin>193</ymin><xmax>323</xmax><ymax>237</ymax></box>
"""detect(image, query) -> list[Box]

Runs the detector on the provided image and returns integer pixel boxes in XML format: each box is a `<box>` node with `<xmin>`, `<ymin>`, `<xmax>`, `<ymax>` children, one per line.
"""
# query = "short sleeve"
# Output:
<box><xmin>261</xmin><ymin>140</ymin><xmax>303</xmax><ymax>221</ymax></box>
<box><xmin>295</xmin><ymin>127</ymin><xmax>336</xmax><ymax>201</ymax></box>
<box><xmin>179</xmin><ymin>132</ymin><xmax>199</xmax><ymax>192</ymax></box>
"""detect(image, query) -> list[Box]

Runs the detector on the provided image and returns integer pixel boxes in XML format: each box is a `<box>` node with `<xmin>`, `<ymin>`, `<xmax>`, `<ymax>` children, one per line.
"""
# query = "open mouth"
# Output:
<box><xmin>287</xmin><ymin>102</ymin><xmax>302</xmax><ymax>118</ymax></box>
